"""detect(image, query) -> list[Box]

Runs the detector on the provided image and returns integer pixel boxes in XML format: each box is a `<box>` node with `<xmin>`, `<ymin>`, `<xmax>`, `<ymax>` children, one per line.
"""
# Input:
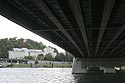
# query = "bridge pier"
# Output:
<box><xmin>72</xmin><ymin>58</ymin><xmax>125</xmax><ymax>74</ymax></box>
<box><xmin>72</xmin><ymin>58</ymin><xmax>87</xmax><ymax>74</ymax></box>
<box><xmin>103</xmin><ymin>67</ymin><xmax>116</xmax><ymax>73</ymax></box>
<box><xmin>120</xmin><ymin>66</ymin><xmax>125</xmax><ymax>71</ymax></box>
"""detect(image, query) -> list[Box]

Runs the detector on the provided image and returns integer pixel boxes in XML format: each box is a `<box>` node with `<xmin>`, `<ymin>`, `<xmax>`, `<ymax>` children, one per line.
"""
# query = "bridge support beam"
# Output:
<box><xmin>72</xmin><ymin>58</ymin><xmax>125</xmax><ymax>74</ymax></box>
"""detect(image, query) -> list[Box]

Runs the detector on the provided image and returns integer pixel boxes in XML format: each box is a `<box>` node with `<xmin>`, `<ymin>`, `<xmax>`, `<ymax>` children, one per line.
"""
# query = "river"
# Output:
<box><xmin>0</xmin><ymin>68</ymin><xmax>125</xmax><ymax>83</ymax></box>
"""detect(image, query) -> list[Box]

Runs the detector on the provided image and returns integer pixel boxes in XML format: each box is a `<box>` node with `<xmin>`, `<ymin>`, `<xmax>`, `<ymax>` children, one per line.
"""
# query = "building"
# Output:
<box><xmin>42</xmin><ymin>47</ymin><xmax>56</xmax><ymax>58</ymax></box>
<box><xmin>9</xmin><ymin>47</ymin><xmax>57</xmax><ymax>59</ymax></box>
<box><xmin>8</xmin><ymin>48</ymin><xmax>42</xmax><ymax>59</ymax></box>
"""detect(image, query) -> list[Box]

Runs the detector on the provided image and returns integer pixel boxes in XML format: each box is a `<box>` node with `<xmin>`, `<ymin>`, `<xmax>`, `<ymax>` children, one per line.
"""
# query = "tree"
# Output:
<box><xmin>54</xmin><ymin>53</ymin><xmax>65</xmax><ymax>61</ymax></box>
<box><xmin>37</xmin><ymin>54</ymin><xmax>44</xmax><ymax>60</ymax></box>
<box><xmin>24</xmin><ymin>56</ymin><xmax>33</xmax><ymax>60</ymax></box>
<box><xmin>0</xmin><ymin>37</ymin><xmax>46</xmax><ymax>58</ymax></box>
<box><xmin>44</xmin><ymin>53</ymin><xmax>53</xmax><ymax>61</ymax></box>
<box><xmin>65</xmin><ymin>52</ymin><xmax>74</xmax><ymax>62</ymax></box>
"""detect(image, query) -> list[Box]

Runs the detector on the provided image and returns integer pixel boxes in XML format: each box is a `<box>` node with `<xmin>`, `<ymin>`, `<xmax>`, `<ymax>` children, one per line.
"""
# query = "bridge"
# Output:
<box><xmin>0</xmin><ymin>0</ymin><xmax>124</xmax><ymax>73</ymax></box>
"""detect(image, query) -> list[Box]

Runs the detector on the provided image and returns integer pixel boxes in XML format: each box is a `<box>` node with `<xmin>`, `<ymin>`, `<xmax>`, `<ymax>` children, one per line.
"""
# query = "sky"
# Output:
<box><xmin>0</xmin><ymin>15</ymin><xmax>65</xmax><ymax>52</ymax></box>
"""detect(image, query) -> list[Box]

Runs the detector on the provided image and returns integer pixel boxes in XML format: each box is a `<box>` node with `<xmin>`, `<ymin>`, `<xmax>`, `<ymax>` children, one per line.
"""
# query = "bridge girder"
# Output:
<box><xmin>0</xmin><ymin>0</ymin><xmax>124</xmax><ymax>58</ymax></box>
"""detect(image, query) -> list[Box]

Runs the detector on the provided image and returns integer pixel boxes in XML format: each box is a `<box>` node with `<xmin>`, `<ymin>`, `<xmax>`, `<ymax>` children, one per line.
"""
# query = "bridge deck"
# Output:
<box><xmin>0</xmin><ymin>0</ymin><xmax>124</xmax><ymax>58</ymax></box>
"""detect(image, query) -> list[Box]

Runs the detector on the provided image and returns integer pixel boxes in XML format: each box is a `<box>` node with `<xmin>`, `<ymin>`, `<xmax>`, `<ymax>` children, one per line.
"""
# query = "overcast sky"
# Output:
<box><xmin>0</xmin><ymin>15</ymin><xmax>65</xmax><ymax>52</ymax></box>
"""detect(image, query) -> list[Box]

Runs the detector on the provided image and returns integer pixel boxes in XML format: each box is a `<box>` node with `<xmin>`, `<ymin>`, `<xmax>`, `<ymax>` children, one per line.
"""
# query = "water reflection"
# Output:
<box><xmin>73</xmin><ymin>73</ymin><xmax>125</xmax><ymax>83</ymax></box>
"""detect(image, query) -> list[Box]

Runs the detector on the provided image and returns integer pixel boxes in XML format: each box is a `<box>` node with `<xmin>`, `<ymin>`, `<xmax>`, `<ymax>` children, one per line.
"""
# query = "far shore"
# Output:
<box><xmin>2</xmin><ymin>62</ymin><xmax>72</xmax><ymax>68</ymax></box>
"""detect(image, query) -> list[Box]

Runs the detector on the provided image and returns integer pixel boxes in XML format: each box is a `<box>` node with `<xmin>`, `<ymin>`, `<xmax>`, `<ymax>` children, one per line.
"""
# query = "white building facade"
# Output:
<box><xmin>8</xmin><ymin>48</ymin><xmax>42</xmax><ymax>59</ymax></box>
<box><xmin>42</xmin><ymin>47</ymin><xmax>56</xmax><ymax>58</ymax></box>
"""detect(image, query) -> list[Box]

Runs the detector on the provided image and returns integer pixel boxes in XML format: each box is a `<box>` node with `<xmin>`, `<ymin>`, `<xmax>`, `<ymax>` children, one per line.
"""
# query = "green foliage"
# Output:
<box><xmin>44</xmin><ymin>53</ymin><xmax>53</xmax><ymax>61</ymax></box>
<box><xmin>65</xmin><ymin>52</ymin><xmax>74</xmax><ymax>62</ymax></box>
<box><xmin>37</xmin><ymin>54</ymin><xmax>44</xmax><ymax>60</ymax></box>
<box><xmin>0</xmin><ymin>38</ymin><xmax>74</xmax><ymax>62</ymax></box>
<box><xmin>54</xmin><ymin>52</ymin><xmax>74</xmax><ymax>62</ymax></box>
<box><xmin>12</xmin><ymin>63</ymin><xmax>72</xmax><ymax>68</ymax></box>
<box><xmin>24</xmin><ymin>56</ymin><xmax>34</xmax><ymax>60</ymax></box>
<box><xmin>0</xmin><ymin>38</ymin><xmax>46</xmax><ymax>58</ymax></box>
<box><xmin>54</xmin><ymin>53</ymin><xmax>65</xmax><ymax>61</ymax></box>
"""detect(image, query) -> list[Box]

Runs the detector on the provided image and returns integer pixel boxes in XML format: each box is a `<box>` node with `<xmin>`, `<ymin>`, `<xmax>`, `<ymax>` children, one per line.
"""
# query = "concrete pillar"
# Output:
<box><xmin>103</xmin><ymin>67</ymin><xmax>116</xmax><ymax>73</ymax></box>
<box><xmin>72</xmin><ymin>58</ymin><xmax>87</xmax><ymax>74</ymax></box>
<box><xmin>121</xmin><ymin>66</ymin><xmax>125</xmax><ymax>70</ymax></box>
<box><xmin>72</xmin><ymin>58</ymin><xmax>125</xmax><ymax>74</ymax></box>
<box><xmin>100</xmin><ymin>67</ymin><xmax>104</xmax><ymax>70</ymax></box>
<box><xmin>120</xmin><ymin>66</ymin><xmax>125</xmax><ymax>72</ymax></box>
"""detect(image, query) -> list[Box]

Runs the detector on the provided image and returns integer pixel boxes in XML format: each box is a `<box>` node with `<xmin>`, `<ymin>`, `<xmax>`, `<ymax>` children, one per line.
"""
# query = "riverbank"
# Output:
<box><xmin>9</xmin><ymin>63</ymin><xmax>72</xmax><ymax>68</ymax></box>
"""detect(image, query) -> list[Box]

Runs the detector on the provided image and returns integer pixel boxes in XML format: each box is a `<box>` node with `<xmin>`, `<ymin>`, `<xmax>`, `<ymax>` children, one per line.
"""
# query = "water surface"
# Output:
<box><xmin>0</xmin><ymin>68</ymin><xmax>75</xmax><ymax>83</ymax></box>
<box><xmin>0</xmin><ymin>68</ymin><xmax>125</xmax><ymax>83</ymax></box>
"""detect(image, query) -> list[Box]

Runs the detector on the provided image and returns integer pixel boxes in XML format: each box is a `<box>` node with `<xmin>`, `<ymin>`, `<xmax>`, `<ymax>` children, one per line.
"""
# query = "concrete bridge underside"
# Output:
<box><xmin>0</xmin><ymin>0</ymin><xmax>125</xmax><ymax>73</ymax></box>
